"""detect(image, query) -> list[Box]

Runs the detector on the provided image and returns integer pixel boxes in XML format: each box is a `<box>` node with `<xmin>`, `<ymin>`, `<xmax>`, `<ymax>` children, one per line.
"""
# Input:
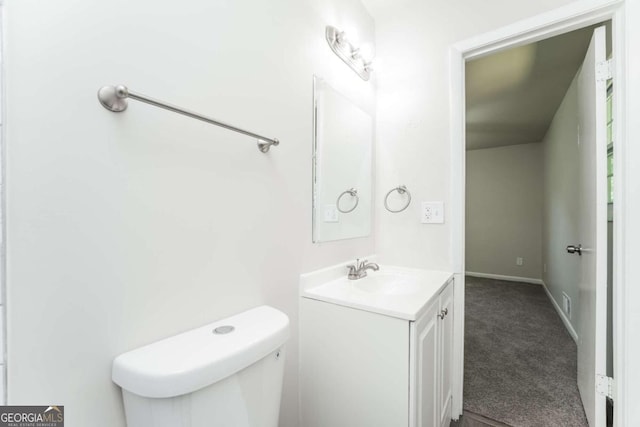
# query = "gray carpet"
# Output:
<box><xmin>464</xmin><ymin>276</ymin><xmax>588</xmax><ymax>427</ymax></box>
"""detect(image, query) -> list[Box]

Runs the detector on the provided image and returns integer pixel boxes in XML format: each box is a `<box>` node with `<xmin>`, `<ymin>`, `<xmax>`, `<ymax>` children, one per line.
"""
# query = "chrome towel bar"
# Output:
<box><xmin>97</xmin><ymin>85</ymin><xmax>280</xmax><ymax>153</ymax></box>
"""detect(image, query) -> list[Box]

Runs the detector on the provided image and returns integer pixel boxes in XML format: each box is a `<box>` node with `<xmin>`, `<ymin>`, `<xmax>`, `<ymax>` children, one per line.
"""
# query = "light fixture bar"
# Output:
<box><xmin>325</xmin><ymin>26</ymin><xmax>372</xmax><ymax>81</ymax></box>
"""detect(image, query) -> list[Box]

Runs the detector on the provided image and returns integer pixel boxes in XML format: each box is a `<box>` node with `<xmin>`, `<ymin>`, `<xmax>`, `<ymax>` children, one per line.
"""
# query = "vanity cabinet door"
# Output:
<box><xmin>410</xmin><ymin>279</ymin><xmax>455</xmax><ymax>427</ymax></box>
<box><xmin>410</xmin><ymin>298</ymin><xmax>440</xmax><ymax>427</ymax></box>
<box><xmin>438</xmin><ymin>280</ymin><xmax>454</xmax><ymax>427</ymax></box>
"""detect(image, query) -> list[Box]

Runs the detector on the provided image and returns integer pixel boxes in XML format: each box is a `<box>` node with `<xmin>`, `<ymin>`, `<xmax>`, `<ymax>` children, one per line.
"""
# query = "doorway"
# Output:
<box><xmin>449</xmin><ymin>3</ymin><xmax>627</xmax><ymax>426</ymax></box>
<box><xmin>462</xmin><ymin>24</ymin><xmax>609</xmax><ymax>426</ymax></box>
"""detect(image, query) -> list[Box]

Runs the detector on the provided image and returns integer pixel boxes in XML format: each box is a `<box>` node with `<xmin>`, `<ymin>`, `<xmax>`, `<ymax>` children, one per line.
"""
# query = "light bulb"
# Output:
<box><xmin>344</xmin><ymin>27</ymin><xmax>360</xmax><ymax>47</ymax></box>
<box><xmin>359</xmin><ymin>43</ymin><xmax>375</xmax><ymax>63</ymax></box>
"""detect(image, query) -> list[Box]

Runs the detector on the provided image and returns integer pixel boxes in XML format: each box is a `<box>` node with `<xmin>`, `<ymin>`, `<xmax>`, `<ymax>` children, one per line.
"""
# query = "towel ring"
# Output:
<box><xmin>336</xmin><ymin>188</ymin><xmax>359</xmax><ymax>213</ymax></box>
<box><xmin>384</xmin><ymin>185</ymin><xmax>411</xmax><ymax>213</ymax></box>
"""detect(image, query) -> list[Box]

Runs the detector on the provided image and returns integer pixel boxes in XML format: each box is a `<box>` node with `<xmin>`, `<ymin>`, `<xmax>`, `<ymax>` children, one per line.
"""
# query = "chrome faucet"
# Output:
<box><xmin>347</xmin><ymin>259</ymin><xmax>380</xmax><ymax>280</ymax></box>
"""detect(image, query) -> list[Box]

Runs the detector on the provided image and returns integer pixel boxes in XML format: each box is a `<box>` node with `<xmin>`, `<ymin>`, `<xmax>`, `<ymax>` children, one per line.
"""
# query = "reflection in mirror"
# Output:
<box><xmin>313</xmin><ymin>76</ymin><xmax>373</xmax><ymax>242</ymax></box>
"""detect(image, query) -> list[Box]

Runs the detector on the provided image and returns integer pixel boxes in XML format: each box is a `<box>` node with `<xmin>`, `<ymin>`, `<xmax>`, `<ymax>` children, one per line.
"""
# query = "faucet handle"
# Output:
<box><xmin>347</xmin><ymin>264</ymin><xmax>359</xmax><ymax>280</ymax></box>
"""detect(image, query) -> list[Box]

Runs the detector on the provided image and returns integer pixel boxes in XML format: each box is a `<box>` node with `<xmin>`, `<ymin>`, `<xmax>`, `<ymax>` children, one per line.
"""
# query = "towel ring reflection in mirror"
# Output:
<box><xmin>384</xmin><ymin>185</ymin><xmax>411</xmax><ymax>213</ymax></box>
<box><xmin>336</xmin><ymin>188</ymin><xmax>359</xmax><ymax>213</ymax></box>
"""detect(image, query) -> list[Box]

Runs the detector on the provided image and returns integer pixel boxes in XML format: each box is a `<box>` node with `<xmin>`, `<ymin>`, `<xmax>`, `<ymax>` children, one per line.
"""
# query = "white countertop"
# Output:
<box><xmin>300</xmin><ymin>264</ymin><xmax>453</xmax><ymax>321</ymax></box>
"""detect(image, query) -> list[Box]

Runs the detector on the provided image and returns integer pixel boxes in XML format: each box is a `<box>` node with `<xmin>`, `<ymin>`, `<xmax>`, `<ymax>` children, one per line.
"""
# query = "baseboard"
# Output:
<box><xmin>462</xmin><ymin>410</ymin><xmax>512</xmax><ymax>427</ymax></box>
<box><xmin>541</xmin><ymin>281</ymin><xmax>579</xmax><ymax>344</ymax></box>
<box><xmin>465</xmin><ymin>271</ymin><xmax>543</xmax><ymax>285</ymax></box>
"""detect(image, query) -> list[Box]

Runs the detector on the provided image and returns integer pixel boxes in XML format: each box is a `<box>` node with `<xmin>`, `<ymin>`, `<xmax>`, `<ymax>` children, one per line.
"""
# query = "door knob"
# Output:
<box><xmin>566</xmin><ymin>244</ymin><xmax>582</xmax><ymax>255</ymax></box>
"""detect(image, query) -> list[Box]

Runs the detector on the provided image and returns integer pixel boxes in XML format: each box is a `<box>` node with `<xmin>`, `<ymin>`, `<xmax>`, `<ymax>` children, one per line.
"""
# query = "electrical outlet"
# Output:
<box><xmin>421</xmin><ymin>202</ymin><xmax>444</xmax><ymax>224</ymax></box>
<box><xmin>516</xmin><ymin>257</ymin><xmax>523</xmax><ymax>266</ymax></box>
<box><xmin>324</xmin><ymin>205</ymin><xmax>339</xmax><ymax>223</ymax></box>
<box><xmin>543</xmin><ymin>263</ymin><xmax>547</xmax><ymax>273</ymax></box>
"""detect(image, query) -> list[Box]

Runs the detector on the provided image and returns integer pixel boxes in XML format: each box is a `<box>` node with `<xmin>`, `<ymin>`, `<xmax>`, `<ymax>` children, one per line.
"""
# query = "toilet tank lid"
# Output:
<box><xmin>112</xmin><ymin>305</ymin><xmax>290</xmax><ymax>398</ymax></box>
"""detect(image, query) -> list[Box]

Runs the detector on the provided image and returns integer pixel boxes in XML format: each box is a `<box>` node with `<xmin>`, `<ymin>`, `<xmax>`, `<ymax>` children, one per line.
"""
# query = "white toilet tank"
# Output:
<box><xmin>112</xmin><ymin>305</ymin><xmax>290</xmax><ymax>427</ymax></box>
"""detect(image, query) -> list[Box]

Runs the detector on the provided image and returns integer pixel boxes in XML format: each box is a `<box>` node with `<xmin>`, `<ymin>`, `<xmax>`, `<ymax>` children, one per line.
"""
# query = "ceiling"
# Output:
<box><xmin>466</xmin><ymin>24</ymin><xmax>608</xmax><ymax>151</ymax></box>
<box><xmin>361</xmin><ymin>0</ymin><xmax>415</xmax><ymax>17</ymax></box>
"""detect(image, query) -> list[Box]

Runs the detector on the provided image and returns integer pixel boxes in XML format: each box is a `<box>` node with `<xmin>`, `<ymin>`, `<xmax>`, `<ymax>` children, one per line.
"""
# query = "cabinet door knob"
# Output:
<box><xmin>438</xmin><ymin>308</ymin><xmax>448</xmax><ymax>319</ymax></box>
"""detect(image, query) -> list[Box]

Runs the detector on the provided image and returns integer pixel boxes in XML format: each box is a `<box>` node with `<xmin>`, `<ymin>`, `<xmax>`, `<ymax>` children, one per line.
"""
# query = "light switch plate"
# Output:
<box><xmin>421</xmin><ymin>201</ymin><xmax>444</xmax><ymax>224</ymax></box>
<box><xmin>324</xmin><ymin>204</ymin><xmax>339</xmax><ymax>223</ymax></box>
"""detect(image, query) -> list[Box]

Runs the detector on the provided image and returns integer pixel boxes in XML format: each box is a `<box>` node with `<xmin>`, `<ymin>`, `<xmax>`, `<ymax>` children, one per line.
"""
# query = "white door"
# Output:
<box><xmin>575</xmin><ymin>25</ymin><xmax>608</xmax><ymax>427</ymax></box>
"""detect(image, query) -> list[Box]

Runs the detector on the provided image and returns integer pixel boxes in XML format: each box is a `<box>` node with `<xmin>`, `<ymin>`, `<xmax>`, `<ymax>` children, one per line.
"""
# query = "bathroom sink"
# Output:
<box><xmin>300</xmin><ymin>264</ymin><xmax>453</xmax><ymax>320</ymax></box>
<box><xmin>352</xmin><ymin>272</ymin><xmax>422</xmax><ymax>295</ymax></box>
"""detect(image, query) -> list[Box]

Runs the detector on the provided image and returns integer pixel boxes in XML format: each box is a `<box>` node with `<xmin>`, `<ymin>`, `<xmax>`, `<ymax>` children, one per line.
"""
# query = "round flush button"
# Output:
<box><xmin>213</xmin><ymin>325</ymin><xmax>235</xmax><ymax>334</ymax></box>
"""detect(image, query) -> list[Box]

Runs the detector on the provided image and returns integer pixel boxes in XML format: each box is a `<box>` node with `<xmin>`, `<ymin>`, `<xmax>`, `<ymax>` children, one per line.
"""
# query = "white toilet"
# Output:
<box><xmin>112</xmin><ymin>305</ymin><xmax>290</xmax><ymax>427</ymax></box>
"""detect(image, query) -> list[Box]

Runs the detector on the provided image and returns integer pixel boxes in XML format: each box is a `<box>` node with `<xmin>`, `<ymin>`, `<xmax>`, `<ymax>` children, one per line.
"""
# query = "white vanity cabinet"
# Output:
<box><xmin>410</xmin><ymin>279</ymin><xmax>453</xmax><ymax>427</ymax></box>
<box><xmin>300</xmin><ymin>272</ymin><xmax>454</xmax><ymax>427</ymax></box>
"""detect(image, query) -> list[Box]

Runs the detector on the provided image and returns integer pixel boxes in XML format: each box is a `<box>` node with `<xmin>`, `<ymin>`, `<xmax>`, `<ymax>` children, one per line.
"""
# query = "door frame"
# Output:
<box><xmin>449</xmin><ymin>0</ymin><xmax>629</xmax><ymax>424</ymax></box>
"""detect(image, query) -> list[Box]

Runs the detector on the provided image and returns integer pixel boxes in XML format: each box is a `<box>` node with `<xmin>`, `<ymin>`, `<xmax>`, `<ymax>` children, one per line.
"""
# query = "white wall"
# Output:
<box><xmin>466</xmin><ymin>143</ymin><xmax>543</xmax><ymax>280</ymax></box>
<box><xmin>541</xmin><ymin>72</ymin><xmax>581</xmax><ymax>335</ymax></box>
<box><xmin>369</xmin><ymin>0</ymin><xmax>576</xmax><ymax>269</ymax></box>
<box><xmin>4</xmin><ymin>1</ymin><xmax>375</xmax><ymax>425</ymax></box>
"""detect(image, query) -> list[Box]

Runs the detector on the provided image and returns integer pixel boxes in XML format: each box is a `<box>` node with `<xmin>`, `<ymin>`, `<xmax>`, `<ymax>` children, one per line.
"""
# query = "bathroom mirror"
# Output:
<box><xmin>312</xmin><ymin>76</ymin><xmax>373</xmax><ymax>242</ymax></box>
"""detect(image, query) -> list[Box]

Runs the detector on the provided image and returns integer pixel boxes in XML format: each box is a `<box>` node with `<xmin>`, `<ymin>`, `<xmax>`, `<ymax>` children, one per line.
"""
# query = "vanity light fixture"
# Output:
<box><xmin>325</xmin><ymin>25</ymin><xmax>373</xmax><ymax>81</ymax></box>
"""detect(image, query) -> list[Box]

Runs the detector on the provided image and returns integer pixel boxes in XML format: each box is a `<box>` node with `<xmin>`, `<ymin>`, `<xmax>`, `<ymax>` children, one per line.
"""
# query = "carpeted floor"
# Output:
<box><xmin>464</xmin><ymin>276</ymin><xmax>588</xmax><ymax>427</ymax></box>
